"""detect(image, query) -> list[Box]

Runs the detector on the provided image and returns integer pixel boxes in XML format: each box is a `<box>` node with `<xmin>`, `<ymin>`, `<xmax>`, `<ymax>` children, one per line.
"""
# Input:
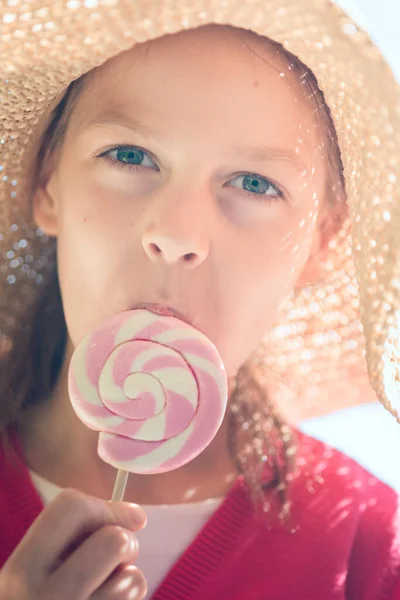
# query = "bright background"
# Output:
<box><xmin>336</xmin><ymin>0</ymin><xmax>400</xmax><ymax>81</ymax></box>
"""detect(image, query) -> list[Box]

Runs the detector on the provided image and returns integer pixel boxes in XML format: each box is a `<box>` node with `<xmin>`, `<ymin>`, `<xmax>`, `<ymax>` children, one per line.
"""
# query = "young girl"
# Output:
<box><xmin>0</xmin><ymin>1</ymin><xmax>400</xmax><ymax>599</ymax></box>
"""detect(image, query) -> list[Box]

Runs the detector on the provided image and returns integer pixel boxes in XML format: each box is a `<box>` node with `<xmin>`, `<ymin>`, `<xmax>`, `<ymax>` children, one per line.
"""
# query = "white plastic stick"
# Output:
<box><xmin>112</xmin><ymin>469</ymin><xmax>129</xmax><ymax>501</ymax></box>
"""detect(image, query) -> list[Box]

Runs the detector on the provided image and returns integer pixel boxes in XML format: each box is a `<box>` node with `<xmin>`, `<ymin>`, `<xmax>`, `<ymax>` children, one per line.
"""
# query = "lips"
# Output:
<box><xmin>130</xmin><ymin>302</ymin><xmax>193</xmax><ymax>326</ymax></box>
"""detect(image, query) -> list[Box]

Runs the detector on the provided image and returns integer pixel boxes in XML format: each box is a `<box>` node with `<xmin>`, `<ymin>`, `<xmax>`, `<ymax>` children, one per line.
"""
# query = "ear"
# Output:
<box><xmin>296</xmin><ymin>201</ymin><xmax>348</xmax><ymax>287</ymax></box>
<box><xmin>32</xmin><ymin>168</ymin><xmax>59</xmax><ymax>237</ymax></box>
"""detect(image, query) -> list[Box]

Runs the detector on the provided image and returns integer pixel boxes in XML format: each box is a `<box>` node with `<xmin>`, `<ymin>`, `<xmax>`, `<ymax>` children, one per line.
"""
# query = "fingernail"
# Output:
<box><xmin>127</xmin><ymin>585</ymin><xmax>144</xmax><ymax>599</ymax></box>
<box><xmin>129</xmin><ymin>532</ymin><xmax>139</xmax><ymax>553</ymax></box>
<box><xmin>128</xmin><ymin>503</ymin><xmax>147</xmax><ymax>528</ymax></box>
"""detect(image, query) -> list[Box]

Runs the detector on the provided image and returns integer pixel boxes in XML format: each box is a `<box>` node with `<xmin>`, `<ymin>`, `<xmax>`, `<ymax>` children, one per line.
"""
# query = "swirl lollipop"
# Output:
<box><xmin>68</xmin><ymin>309</ymin><xmax>228</xmax><ymax>499</ymax></box>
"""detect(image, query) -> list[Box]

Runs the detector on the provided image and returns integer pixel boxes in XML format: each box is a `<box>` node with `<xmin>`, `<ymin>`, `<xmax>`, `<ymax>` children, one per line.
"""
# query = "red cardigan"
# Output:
<box><xmin>1</xmin><ymin>431</ymin><xmax>400</xmax><ymax>599</ymax></box>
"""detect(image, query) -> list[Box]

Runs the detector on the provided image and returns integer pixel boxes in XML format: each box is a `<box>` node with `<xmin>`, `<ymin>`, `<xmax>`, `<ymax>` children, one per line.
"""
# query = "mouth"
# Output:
<box><xmin>130</xmin><ymin>302</ymin><xmax>193</xmax><ymax>327</ymax></box>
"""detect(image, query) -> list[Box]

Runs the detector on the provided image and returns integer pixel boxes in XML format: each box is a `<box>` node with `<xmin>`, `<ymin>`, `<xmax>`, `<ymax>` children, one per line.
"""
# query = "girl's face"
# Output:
<box><xmin>35</xmin><ymin>25</ymin><xmax>329</xmax><ymax>378</ymax></box>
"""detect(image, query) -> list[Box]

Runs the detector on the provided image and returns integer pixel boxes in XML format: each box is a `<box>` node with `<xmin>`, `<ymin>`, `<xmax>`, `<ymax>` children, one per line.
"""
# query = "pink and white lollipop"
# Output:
<box><xmin>68</xmin><ymin>309</ymin><xmax>228</xmax><ymax>497</ymax></box>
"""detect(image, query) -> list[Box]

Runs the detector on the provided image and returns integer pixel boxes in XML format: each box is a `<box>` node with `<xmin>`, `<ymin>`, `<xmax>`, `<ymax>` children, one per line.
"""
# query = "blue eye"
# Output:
<box><xmin>116</xmin><ymin>147</ymin><xmax>145</xmax><ymax>165</ymax></box>
<box><xmin>229</xmin><ymin>173</ymin><xmax>283</xmax><ymax>200</ymax></box>
<box><xmin>99</xmin><ymin>145</ymin><xmax>157</xmax><ymax>170</ymax></box>
<box><xmin>98</xmin><ymin>147</ymin><xmax>284</xmax><ymax>201</ymax></box>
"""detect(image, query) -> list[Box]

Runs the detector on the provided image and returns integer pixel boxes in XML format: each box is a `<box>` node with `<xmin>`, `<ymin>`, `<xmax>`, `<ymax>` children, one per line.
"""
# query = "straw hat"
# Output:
<box><xmin>0</xmin><ymin>0</ymin><xmax>399</xmax><ymax>421</ymax></box>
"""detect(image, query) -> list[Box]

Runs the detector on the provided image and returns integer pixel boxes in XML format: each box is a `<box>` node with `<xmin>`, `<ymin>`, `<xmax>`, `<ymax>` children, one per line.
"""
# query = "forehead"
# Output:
<box><xmin>70</xmin><ymin>25</ymin><xmax>321</xmax><ymax>157</ymax></box>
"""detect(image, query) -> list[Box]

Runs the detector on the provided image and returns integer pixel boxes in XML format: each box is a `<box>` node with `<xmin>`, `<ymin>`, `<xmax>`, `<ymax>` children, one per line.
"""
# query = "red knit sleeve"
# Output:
<box><xmin>345</xmin><ymin>476</ymin><xmax>400</xmax><ymax>600</ymax></box>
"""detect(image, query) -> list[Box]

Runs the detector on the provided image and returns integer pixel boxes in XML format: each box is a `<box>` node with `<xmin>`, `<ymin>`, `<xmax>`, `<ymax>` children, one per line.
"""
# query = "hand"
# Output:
<box><xmin>0</xmin><ymin>488</ymin><xmax>148</xmax><ymax>599</ymax></box>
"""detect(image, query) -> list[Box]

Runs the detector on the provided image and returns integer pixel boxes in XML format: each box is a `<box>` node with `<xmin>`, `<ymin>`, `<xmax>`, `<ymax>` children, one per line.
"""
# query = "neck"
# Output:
<box><xmin>20</xmin><ymin>341</ymin><xmax>240</xmax><ymax>505</ymax></box>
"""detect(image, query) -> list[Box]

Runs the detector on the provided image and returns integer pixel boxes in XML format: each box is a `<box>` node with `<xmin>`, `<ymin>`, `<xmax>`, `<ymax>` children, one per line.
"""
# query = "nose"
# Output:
<box><xmin>141</xmin><ymin>189</ymin><xmax>211</xmax><ymax>268</ymax></box>
<box><xmin>142</xmin><ymin>234</ymin><xmax>208</xmax><ymax>267</ymax></box>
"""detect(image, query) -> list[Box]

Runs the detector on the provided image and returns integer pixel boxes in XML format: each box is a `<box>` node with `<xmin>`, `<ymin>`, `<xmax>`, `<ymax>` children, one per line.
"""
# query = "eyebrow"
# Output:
<box><xmin>227</xmin><ymin>145</ymin><xmax>308</xmax><ymax>173</ymax></box>
<box><xmin>83</xmin><ymin>109</ymin><xmax>163</xmax><ymax>141</ymax></box>
<box><xmin>84</xmin><ymin>109</ymin><xmax>308</xmax><ymax>173</ymax></box>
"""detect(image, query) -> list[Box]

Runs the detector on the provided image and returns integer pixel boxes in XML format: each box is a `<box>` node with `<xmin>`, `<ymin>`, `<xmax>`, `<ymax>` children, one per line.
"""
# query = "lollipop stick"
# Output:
<box><xmin>112</xmin><ymin>469</ymin><xmax>129</xmax><ymax>501</ymax></box>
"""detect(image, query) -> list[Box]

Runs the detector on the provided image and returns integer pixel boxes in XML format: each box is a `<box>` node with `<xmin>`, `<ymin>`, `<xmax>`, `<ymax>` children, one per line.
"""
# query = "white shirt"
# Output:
<box><xmin>29</xmin><ymin>470</ymin><xmax>223</xmax><ymax>598</ymax></box>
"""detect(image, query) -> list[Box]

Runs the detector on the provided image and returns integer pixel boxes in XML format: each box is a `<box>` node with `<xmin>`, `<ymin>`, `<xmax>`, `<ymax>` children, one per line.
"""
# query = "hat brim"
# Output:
<box><xmin>0</xmin><ymin>0</ymin><xmax>399</xmax><ymax>418</ymax></box>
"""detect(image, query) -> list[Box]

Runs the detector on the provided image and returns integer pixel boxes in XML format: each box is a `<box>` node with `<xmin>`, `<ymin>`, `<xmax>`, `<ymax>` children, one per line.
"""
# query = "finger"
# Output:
<box><xmin>93</xmin><ymin>565</ymin><xmax>148</xmax><ymax>600</ymax></box>
<box><xmin>43</xmin><ymin>526</ymin><xmax>139</xmax><ymax>600</ymax></box>
<box><xmin>8</xmin><ymin>489</ymin><xmax>146</xmax><ymax>577</ymax></box>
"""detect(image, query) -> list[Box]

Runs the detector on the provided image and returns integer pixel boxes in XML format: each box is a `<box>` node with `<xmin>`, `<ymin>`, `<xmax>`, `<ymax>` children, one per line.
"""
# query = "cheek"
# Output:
<box><xmin>217</xmin><ymin>208</ymin><xmax>317</xmax><ymax>371</ymax></box>
<box><xmin>58</xmin><ymin>184</ymin><xmax>118</xmax><ymax>278</ymax></box>
<box><xmin>232</xmin><ymin>232</ymin><xmax>306</xmax><ymax>321</ymax></box>
<box><xmin>55</xmin><ymin>171</ymin><xmax>141</xmax><ymax>343</ymax></box>
<box><xmin>58</xmin><ymin>165</ymin><xmax>127</xmax><ymax>230</ymax></box>
<box><xmin>235</xmin><ymin>203</ymin><xmax>317</xmax><ymax>293</ymax></box>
